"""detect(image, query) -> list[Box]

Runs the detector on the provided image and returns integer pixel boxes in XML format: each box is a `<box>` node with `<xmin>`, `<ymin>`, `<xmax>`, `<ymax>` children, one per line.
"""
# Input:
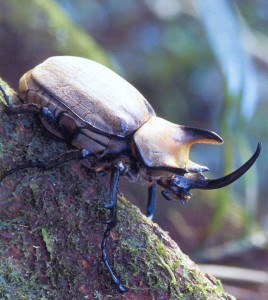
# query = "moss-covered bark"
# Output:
<box><xmin>0</xmin><ymin>80</ymin><xmax>236</xmax><ymax>300</ymax></box>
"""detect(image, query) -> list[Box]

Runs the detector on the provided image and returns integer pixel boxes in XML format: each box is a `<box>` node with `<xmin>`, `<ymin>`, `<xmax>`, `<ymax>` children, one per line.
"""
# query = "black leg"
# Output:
<box><xmin>146</xmin><ymin>183</ymin><xmax>156</xmax><ymax>220</ymax></box>
<box><xmin>0</xmin><ymin>149</ymin><xmax>91</xmax><ymax>182</ymax></box>
<box><xmin>5</xmin><ymin>101</ymin><xmax>60</xmax><ymax>123</ymax></box>
<box><xmin>0</xmin><ymin>87</ymin><xmax>42</xmax><ymax>115</ymax></box>
<box><xmin>0</xmin><ymin>85</ymin><xmax>59</xmax><ymax>120</ymax></box>
<box><xmin>101</xmin><ymin>162</ymin><xmax>128</xmax><ymax>293</ymax></box>
<box><xmin>0</xmin><ymin>83</ymin><xmax>41</xmax><ymax>114</ymax></box>
<box><xmin>104</xmin><ymin>162</ymin><xmax>125</xmax><ymax>210</ymax></box>
<box><xmin>5</xmin><ymin>103</ymin><xmax>44</xmax><ymax>115</ymax></box>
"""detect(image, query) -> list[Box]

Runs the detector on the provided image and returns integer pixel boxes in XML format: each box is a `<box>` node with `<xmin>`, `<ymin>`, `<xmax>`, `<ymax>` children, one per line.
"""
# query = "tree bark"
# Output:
<box><xmin>0</xmin><ymin>79</ymin><xmax>235</xmax><ymax>300</ymax></box>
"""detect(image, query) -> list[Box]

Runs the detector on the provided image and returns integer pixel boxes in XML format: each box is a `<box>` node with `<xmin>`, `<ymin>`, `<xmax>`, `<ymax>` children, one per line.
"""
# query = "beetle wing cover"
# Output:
<box><xmin>134</xmin><ymin>116</ymin><xmax>223</xmax><ymax>172</ymax></box>
<box><xmin>31</xmin><ymin>56</ymin><xmax>155</xmax><ymax>137</ymax></box>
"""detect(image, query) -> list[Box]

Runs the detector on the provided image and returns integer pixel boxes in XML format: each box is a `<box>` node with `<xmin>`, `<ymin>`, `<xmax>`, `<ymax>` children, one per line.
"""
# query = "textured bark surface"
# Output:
<box><xmin>0</xmin><ymin>79</ymin><xmax>236</xmax><ymax>299</ymax></box>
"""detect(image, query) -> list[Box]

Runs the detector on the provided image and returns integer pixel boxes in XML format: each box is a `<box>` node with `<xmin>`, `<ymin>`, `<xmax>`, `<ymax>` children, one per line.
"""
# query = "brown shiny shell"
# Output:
<box><xmin>20</xmin><ymin>56</ymin><xmax>155</xmax><ymax>138</ymax></box>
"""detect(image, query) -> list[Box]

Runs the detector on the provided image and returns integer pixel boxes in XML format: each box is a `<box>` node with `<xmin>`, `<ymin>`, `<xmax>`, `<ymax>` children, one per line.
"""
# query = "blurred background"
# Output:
<box><xmin>0</xmin><ymin>0</ymin><xmax>267</xmax><ymax>299</ymax></box>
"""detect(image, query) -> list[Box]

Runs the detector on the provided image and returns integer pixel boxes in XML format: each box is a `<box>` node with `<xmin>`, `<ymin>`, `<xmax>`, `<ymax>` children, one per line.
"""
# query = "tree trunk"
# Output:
<box><xmin>0</xmin><ymin>79</ymin><xmax>235</xmax><ymax>300</ymax></box>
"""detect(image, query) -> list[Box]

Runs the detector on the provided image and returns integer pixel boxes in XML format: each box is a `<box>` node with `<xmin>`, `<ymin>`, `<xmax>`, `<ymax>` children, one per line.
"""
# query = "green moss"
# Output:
<box><xmin>154</xmin><ymin>237</ymin><xmax>169</xmax><ymax>258</ymax></box>
<box><xmin>29</xmin><ymin>183</ymin><xmax>39</xmax><ymax>194</ymax></box>
<box><xmin>41</xmin><ymin>227</ymin><xmax>53</xmax><ymax>255</ymax></box>
<box><xmin>114</xmin><ymin>196</ymin><xmax>233</xmax><ymax>299</ymax></box>
<box><xmin>0</xmin><ymin>252</ymin><xmax>49</xmax><ymax>299</ymax></box>
<box><xmin>0</xmin><ymin>259</ymin><xmax>26</xmax><ymax>299</ymax></box>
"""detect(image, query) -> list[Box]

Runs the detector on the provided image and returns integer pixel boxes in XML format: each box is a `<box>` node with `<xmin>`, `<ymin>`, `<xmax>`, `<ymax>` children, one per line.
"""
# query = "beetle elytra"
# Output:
<box><xmin>0</xmin><ymin>56</ymin><xmax>261</xmax><ymax>293</ymax></box>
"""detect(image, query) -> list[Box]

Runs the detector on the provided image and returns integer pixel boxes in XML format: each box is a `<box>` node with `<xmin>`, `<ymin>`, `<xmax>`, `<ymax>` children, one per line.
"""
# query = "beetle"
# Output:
<box><xmin>0</xmin><ymin>56</ymin><xmax>261</xmax><ymax>293</ymax></box>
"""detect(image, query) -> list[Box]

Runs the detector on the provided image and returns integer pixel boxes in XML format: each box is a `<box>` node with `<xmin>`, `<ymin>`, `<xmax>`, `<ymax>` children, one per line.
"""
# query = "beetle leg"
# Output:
<box><xmin>101</xmin><ymin>219</ymin><xmax>128</xmax><ymax>293</ymax></box>
<box><xmin>0</xmin><ymin>86</ymin><xmax>57</xmax><ymax>121</ymax></box>
<box><xmin>0</xmin><ymin>149</ymin><xmax>92</xmax><ymax>182</ymax></box>
<box><xmin>146</xmin><ymin>183</ymin><xmax>156</xmax><ymax>220</ymax></box>
<box><xmin>101</xmin><ymin>161</ymin><xmax>128</xmax><ymax>293</ymax></box>
<box><xmin>5</xmin><ymin>102</ymin><xmax>43</xmax><ymax>115</ymax></box>
<box><xmin>42</xmin><ymin>107</ymin><xmax>57</xmax><ymax>121</ymax></box>
<box><xmin>0</xmin><ymin>86</ymin><xmax>43</xmax><ymax>114</ymax></box>
<box><xmin>6</xmin><ymin>103</ymin><xmax>58</xmax><ymax>125</ymax></box>
<box><xmin>0</xmin><ymin>89</ymin><xmax>66</xmax><ymax>140</ymax></box>
<box><xmin>104</xmin><ymin>162</ymin><xmax>126</xmax><ymax>209</ymax></box>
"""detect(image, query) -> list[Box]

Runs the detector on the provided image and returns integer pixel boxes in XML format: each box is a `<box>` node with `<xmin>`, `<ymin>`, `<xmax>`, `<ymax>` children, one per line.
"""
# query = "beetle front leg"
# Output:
<box><xmin>146</xmin><ymin>183</ymin><xmax>156</xmax><ymax>220</ymax></box>
<box><xmin>101</xmin><ymin>161</ymin><xmax>128</xmax><ymax>293</ymax></box>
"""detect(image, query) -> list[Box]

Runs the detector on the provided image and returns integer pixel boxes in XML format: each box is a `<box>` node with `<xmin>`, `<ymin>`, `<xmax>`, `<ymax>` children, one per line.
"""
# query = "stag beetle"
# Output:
<box><xmin>0</xmin><ymin>56</ymin><xmax>261</xmax><ymax>293</ymax></box>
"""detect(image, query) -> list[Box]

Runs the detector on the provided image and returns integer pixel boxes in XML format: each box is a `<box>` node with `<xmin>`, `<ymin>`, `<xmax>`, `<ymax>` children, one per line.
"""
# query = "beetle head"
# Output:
<box><xmin>134</xmin><ymin>116</ymin><xmax>261</xmax><ymax>202</ymax></box>
<box><xmin>158</xmin><ymin>142</ymin><xmax>261</xmax><ymax>203</ymax></box>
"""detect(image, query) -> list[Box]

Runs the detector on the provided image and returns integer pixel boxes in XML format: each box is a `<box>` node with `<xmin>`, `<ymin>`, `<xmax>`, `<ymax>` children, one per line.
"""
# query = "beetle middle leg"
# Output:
<box><xmin>101</xmin><ymin>161</ymin><xmax>128</xmax><ymax>293</ymax></box>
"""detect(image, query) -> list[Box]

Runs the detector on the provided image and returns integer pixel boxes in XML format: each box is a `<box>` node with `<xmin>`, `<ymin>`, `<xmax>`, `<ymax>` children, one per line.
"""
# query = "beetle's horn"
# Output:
<box><xmin>178</xmin><ymin>126</ymin><xmax>223</xmax><ymax>145</ymax></box>
<box><xmin>175</xmin><ymin>126</ymin><xmax>223</xmax><ymax>173</ymax></box>
<box><xmin>194</xmin><ymin>142</ymin><xmax>261</xmax><ymax>190</ymax></box>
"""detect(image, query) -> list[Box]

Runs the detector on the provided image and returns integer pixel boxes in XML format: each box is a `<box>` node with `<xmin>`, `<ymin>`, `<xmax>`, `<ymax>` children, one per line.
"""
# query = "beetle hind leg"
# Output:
<box><xmin>0</xmin><ymin>149</ymin><xmax>92</xmax><ymax>182</ymax></box>
<box><xmin>101</xmin><ymin>162</ymin><xmax>128</xmax><ymax>293</ymax></box>
<box><xmin>0</xmin><ymin>85</ymin><xmax>64</xmax><ymax>138</ymax></box>
<box><xmin>0</xmin><ymin>84</ymin><xmax>43</xmax><ymax>115</ymax></box>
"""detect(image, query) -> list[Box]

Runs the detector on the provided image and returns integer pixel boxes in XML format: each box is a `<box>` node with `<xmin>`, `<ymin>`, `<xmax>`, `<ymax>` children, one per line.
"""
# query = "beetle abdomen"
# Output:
<box><xmin>20</xmin><ymin>56</ymin><xmax>155</xmax><ymax>138</ymax></box>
